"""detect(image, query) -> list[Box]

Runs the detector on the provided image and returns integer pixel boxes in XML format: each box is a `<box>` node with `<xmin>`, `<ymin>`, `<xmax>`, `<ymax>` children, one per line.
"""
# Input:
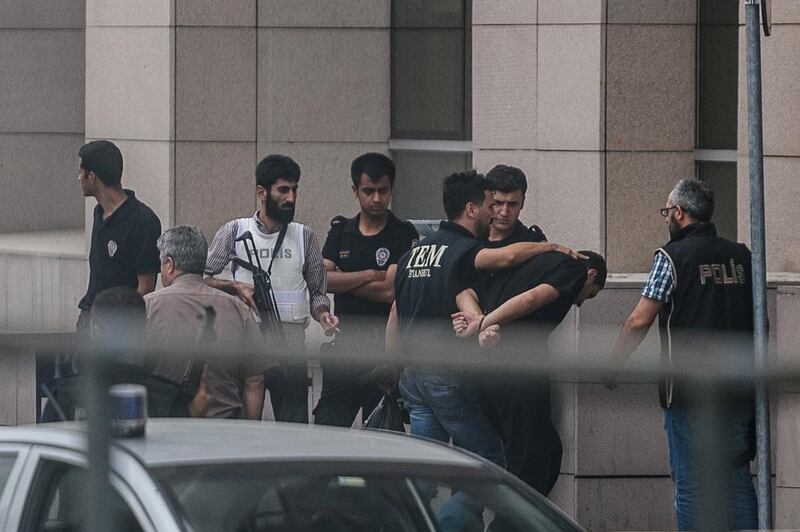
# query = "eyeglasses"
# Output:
<box><xmin>660</xmin><ymin>206</ymin><xmax>679</xmax><ymax>217</ymax></box>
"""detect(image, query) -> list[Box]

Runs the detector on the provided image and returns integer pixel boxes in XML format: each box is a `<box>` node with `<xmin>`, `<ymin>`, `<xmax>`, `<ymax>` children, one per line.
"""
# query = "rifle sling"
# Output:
<box><xmin>267</xmin><ymin>223</ymin><xmax>289</xmax><ymax>276</ymax></box>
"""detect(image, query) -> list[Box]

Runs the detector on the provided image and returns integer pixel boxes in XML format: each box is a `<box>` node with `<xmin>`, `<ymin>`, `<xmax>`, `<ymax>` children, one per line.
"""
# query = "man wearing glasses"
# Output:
<box><xmin>604</xmin><ymin>178</ymin><xmax>757</xmax><ymax>530</ymax></box>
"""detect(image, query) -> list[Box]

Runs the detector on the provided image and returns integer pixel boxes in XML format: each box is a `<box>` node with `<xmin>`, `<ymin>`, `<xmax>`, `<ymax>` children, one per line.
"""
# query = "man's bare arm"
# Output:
<box><xmin>474</xmin><ymin>242</ymin><xmax>585</xmax><ymax>271</ymax></box>
<box><xmin>243</xmin><ymin>374</ymin><xmax>265</xmax><ymax>420</ymax></box>
<box><xmin>324</xmin><ymin>258</ymin><xmax>381</xmax><ymax>293</ymax></box>
<box><xmin>455</xmin><ymin>288</ymin><xmax>482</xmax><ymax>315</ymax></box>
<box><xmin>452</xmin><ymin>286</ymin><xmax>559</xmax><ymax>338</ymax></box>
<box><xmin>604</xmin><ymin>297</ymin><xmax>662</xmax><ymax>389</ymax></box>
<box><xmin>350</xmin><ymin>264</ymin><xmax>398</xmax><ymax>305</ymax></box>
<box><xmin>385</xmin><ymin>302</ymin><xmax>400</xmax><ymax>357</ymax></box>
<box><xmin>482</xmin><ymin>284</ymin><xmax>560</xmax><ymax>329</ymax></box>
<box><xmin>136</xmin><ymin>273</ymin><xmax>157</xmax><ymax>296</ymax></box>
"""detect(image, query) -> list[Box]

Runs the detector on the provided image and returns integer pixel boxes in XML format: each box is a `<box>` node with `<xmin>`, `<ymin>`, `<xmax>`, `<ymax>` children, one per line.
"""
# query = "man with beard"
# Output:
<box><xmin>604</xmin><ymin>178</ymin><xmax>756</xmax><ymax>530</ymax></box>
<box><xmin>205</xmin><ymin>154</ymin><xmax>338</xmax><ymax>423</ymax></box>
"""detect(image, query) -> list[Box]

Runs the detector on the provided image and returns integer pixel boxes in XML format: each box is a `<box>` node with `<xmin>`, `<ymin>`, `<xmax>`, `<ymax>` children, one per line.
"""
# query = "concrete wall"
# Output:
<box><xmin>171</xmin><ymin>0</ymin><xmax>391</xmax><ymax>243</ymax></box>
<box><xmin>473</xmin><ymin>0</ymin><xmax>696</xmax><ymax>272</ymax></box>
<box><xmin>0</xmin><ymin>1</ymin><xmax>86</xmax><ymax>233</ymax></box>
<box><xmin>738</xmin><ymin>3</ymin><xmax>800</xmax><ymax>272</ymax></box>
<box><xmin>776</xmin><ymin>286</ymin><xmax>800</xmax><ymax>529</ymax></box>
<box><xmin>85</xmin><ymin>0</ymin><xmax>175</xmax><ymax>232</ymax></box>
<box><xmin>472</xmin><ymin>0</ymin><xmax>605</xmax><ymax>255</ymax></box>
<box><xmin>0</xmin><ymin>233</ymin><xmax>87</xmax><ymax>332</ymax></box>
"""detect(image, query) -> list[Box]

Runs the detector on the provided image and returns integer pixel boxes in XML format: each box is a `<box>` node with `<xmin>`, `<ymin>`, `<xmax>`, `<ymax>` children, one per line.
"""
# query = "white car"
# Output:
<box><xmin>0</xmin><ymin>419</ymin><xmax>582</xmax><ymax>531</ymax></box>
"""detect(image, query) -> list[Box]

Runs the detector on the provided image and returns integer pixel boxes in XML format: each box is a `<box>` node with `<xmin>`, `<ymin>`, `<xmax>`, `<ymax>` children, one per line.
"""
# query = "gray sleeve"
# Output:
<box><xmin>303</xmin><ymin>225</ymin><xmax>331</xmax><ymax>317</ymax></box>
<box><xmin>204</xmin><ymin>220</ymin><xmax>238</xmax><ymax>276</ymax></box>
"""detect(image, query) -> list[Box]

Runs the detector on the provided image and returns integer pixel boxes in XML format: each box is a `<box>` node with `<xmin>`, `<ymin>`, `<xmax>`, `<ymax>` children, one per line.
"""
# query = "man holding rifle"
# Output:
<box><xmin>205</xmin><ymin>154</ymin><xmax>338</xmax><ymax>423</ymax></box>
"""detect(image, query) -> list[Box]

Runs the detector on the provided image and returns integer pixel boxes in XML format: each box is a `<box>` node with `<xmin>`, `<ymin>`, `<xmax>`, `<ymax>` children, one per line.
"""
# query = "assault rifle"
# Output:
<box><xmin>232</xmin><ymin>229</ymin><xmax>287</xmax><ymax>347</ymax></box>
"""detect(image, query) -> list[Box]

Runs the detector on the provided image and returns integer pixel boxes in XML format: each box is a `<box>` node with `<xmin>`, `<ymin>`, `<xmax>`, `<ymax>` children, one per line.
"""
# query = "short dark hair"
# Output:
<box><xmin>487</xmin><ymin>164</ymin><xmax>527</xmax><ymax>194</ymax></box>
<box><xmin>256</xmin><ymin>154</ymin><xmax>301</xmax><ymax>190</ymax></box>
<box><xmin>442</xmin><ymin>170</ymin><xmax>493</xmax><ymax>221</ymax></box>
<box><xmin>578</xmin><ymin>250</ymin><xmax>608</xmax><ymax>289</ymax></box>
<box><xmin>78</xmin><ymin>140</ymin><xmax>123</xmax><ymax>187</ymax></box>
<box><xmin>670</xmin><ymin>178</ymin><xmax>715</xmax><ymax>222</ymax></box>
<box><xmin>350</xmin><ymin>152</ymin><xmax>395</xmax><ymax>188</ymax></box>
<box><xmin>90</xmin><ymin>286</ymin><xmax>146</xmax><ymax>337</ymax></box>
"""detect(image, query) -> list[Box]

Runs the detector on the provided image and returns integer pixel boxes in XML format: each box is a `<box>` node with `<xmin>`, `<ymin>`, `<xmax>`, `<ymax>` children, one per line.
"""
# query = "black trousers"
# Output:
<box><xmin>481</xmin><ymin>373</ymin><xmax>562</xmax><ymax>496</ymax></box>
<box><xmin>313</xmin><ymin>361</ymin><xmax>383</xmax><ymax>427</ymax></box>
<box><xmin>265</xmin><ymin>361</ymin><xmax>309</xmax><ymax>423</ymax></box>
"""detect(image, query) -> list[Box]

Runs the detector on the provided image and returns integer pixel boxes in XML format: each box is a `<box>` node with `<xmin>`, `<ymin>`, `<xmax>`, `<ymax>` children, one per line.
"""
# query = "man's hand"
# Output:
<box><xmin>451</xmin><ymin>311</ymin><xmax>483</xmax><ymax>338</ymax></box>
<box><xmin>233</xmin><ymin>281</ymin><xmax>257</xmax><ymax>310</ymax></box>
<box><xmin>552</xmin><ymin>244</ymin><xmax>588</xmax><ymax>260</ymax></box>
<box><xmin>319</xmin><ymin>311</ymin><xmax>340</xmax><ymax>336</ymax></box>
<box><xmin>478</xmin><ymin>325</ymin><xmax>501</xmax><ymax>348</ymax></box>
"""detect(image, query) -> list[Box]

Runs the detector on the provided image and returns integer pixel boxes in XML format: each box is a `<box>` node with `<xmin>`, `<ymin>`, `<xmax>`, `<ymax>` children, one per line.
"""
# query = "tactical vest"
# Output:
<box><xmin>232</xmin><ymin>219</ymin><xmax>310</xmax><ymax>324</ymax></box>
<box><xmin>394</xmin><ymin>222</ymin><xmax>480</xmax><ymax>361</ymax></box>
<box><xmin>656</xmin><ymin>223</ymin><xmax>754</xmax><ymax>407</ymax></box>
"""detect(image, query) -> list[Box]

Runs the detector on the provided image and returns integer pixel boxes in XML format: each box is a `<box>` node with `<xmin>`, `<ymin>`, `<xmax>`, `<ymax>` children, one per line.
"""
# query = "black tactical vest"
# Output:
<box><xmin>656</xmin><ymin>223</ymin><xmax>754</xmax><ymax>407</ymax></box>
<box><xmin>394</xmin><ymin>221</ymin><xmax>481</xmax><ymax>362</ymax></box>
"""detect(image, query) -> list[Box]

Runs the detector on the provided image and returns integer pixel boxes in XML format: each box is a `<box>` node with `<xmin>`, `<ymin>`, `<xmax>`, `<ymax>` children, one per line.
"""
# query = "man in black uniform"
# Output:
<box><xmin>486</xmin><ymin>164</ymin><xmax>547</xmax><ymax>246</ymax></box>
<box><xmin>40</xmin><ymin>140</ymin><xmax>161</xmax><ymax>421</ymax></box>
<box><xmin>388</xmin><ymin>170</ymin><xmax>583</xmax><ymax>531</ymax></box>
<box><xmin>453</xmin><ymin>250</ymin><xmax>607</xmax><ymax>494</ymax></box>
<box><xmin>604</xmin><ymin>178</ymin><xmax>756</xmax><ymax>530</ymax></box>
<box><xmin>314</xmin><ymin>153</ymin><xmax>418</xmax><ymax>427</ymax></box>
<box><xmin>77</xmin><ymin>140</ymin><xmax>162</xmax><ymax>330</ymax></box>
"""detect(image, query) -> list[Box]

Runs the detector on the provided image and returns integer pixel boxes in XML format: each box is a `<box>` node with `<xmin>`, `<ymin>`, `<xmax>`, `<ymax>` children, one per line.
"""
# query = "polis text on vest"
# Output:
<box><xmin>698</xmin><ymin>260</ymin><xmax>746</xmax><ymax>286</ymax></box>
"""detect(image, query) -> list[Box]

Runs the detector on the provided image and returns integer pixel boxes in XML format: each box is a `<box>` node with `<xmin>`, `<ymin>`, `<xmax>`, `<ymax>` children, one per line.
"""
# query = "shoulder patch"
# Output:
<box><xmin>330</xmin><ymin>215</ymin><xmax>348</xmax><ymax>226</ymax></box>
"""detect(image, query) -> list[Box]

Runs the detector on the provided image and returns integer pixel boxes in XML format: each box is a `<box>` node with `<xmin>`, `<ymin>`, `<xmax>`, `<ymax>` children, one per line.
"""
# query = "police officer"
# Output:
<box><xmin>486</xmin><ymin>164</ymin><xmax>547</xmax><ymax>246</ymax></box>
<box><xmin>388</xmin><ymin>170</ymin><xmax>582</xmax><ymax>531</ymax></box>
<box><xmin>205</xmin><ymin>154</ymin><xmax>338</xmax><ymax>423</ymax></box>
<box><xmin>77</xmin><ymin>140</ymin><xmax>162</xmax><ymax>328</ymax></box>
<box><xmin>605</xmin><ymin>178</ymin><xmax>757</xmax><ymax>530</ymax></box>
<box><xmin>41</xmin><ymin>141</ymin><xmax>161</xmax><ymax>422</ymax></box>
<box><xmin>314</xmin><ymin>153</ymin><xmax>418</xmax><ymax>427</ymax></box>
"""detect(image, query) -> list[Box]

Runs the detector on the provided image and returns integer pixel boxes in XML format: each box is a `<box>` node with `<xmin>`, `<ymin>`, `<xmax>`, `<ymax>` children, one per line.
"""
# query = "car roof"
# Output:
<box><xmin>0</xmin><ymin>419</ymin><xmax>486</xmax><ymax>469</ymax></box>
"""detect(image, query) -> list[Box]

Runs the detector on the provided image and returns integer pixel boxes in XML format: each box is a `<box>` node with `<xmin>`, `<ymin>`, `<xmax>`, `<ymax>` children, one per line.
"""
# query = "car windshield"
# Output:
<box><xmin>152</xmin><ymin>461</ymin><xmax>572</xmax><ymax>532</ymax></box>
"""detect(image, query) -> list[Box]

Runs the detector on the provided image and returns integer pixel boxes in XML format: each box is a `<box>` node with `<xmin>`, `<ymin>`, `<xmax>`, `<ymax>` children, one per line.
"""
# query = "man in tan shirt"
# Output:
<box><xmin>145</xmin><ymin>226</ymin><xmax>267</xmax><ymax>419</ymax></box>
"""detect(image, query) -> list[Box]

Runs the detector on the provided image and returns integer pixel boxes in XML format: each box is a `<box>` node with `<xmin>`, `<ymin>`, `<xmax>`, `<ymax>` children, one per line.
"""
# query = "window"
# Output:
<box><xmin>390</xmin><ymin>0</ymin><xmax>472</xmax><ymax>220</ymax></box>
<box><xmin>0</xmin><ymin>454</ymin><xmax>17</xmax><ymax>497</ymax></box>
<box><xmin>24</xmin><ymin>459</ymin><xmax>143</xmax><ymax>532</ymax></box>
<box><xmin>695</xmin><ymin>0</ymin><xmax>738</xmax><ymax>241</ymax></box>
<box><xmin>153</xmin><ymin>462</ymin><xmax>571</xmax><ymax>532</ymax></box>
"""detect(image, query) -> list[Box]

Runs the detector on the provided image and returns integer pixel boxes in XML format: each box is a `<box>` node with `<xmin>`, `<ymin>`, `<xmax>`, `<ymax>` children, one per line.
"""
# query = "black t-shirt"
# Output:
<box><xmin>322</xmin><ymin>210</ymin><xmax>418</xmax><ymax>318</ymax></box>
<box><xmin>394</xmin><ymin>221</ymin><xmax>482</xmax><ymax>335</ymax></box>
<box><xmin>486</xmin><ymin>220</ymin><xmax>547</xmax><ymax>249</ymax></box>
<box><xmin>481</xmin><ymin>220</ymin><xmax>546</xmax><ymax>293</ymax></box>
<box><xmin>485</xmin><ymin>251</ymin><xmax>587</xmax><ymax>329</ymax></box>
<box><xmin>78</xmin><ymin>190</ymin><xmax>161</xmax><ymax>311</ymax></box>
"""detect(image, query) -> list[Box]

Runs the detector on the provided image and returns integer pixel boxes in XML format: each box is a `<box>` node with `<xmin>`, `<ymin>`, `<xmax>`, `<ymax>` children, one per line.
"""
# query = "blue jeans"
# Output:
<box><xmin>400</xmin><ymin>368</ymin><xmax>506</xmax><ymax>532</ymax></box>
<box><xmin>663</xmin><ymin>405</ymin><xmax>757</xmax><ymax>530</ymax></box>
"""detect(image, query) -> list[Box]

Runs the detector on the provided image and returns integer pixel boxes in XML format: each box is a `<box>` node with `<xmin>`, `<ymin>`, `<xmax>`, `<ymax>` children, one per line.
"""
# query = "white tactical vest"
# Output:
<box><xmin>232</xmin><ymin>219</ymin><xmax>310</xmax><ymax>324</ymax></box>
